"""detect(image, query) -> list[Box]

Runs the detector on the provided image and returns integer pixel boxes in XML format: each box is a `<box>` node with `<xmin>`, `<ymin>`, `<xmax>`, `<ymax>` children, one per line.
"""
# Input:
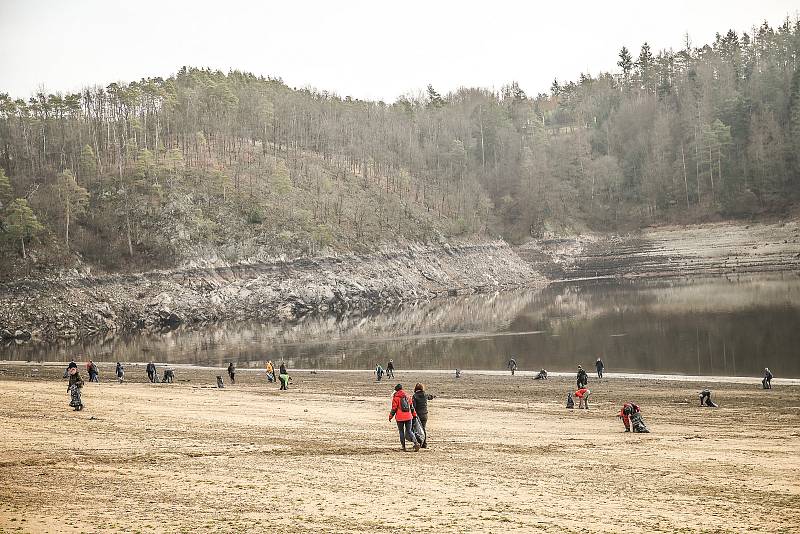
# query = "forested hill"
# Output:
<box><xmin>1</xmin><ymin>19</ymin><xmax>799</xmax><ymax>277</ymax></box>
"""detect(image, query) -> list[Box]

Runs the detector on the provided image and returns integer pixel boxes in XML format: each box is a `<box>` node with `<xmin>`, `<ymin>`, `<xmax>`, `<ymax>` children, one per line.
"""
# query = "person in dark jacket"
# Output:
<box><xmin>507</xmin><ymin>357</ymin><xmax>518</xmax><ymax>376</ymax></box>
<box><xmin>63</xmin><ymin>360</ymin><xmax>76</xmax><ymax>378</ymax></box>
<box><xmin>762</xmin><ymin>368</ymin><xmax>773</xmax><ymax>389</ymax></box>
<box><xmin>66</xmin><ymin>362</ymin><xmax>84</xmax><ymax>411</ymax></box>
<box><xmin>146</xmin><ymin>362</ymin><xmax>157</xmax><ymax>383</ymax></box>
<box><xmin>279</xmin><ymin>362</ymin><xmax>289</xmax><ymax>390</ymax></box>
<box><xmin>227</xmin><ymin>362</ymin><xmax>236</xmax><ymax>384</ymax></box>
<box><xmin>699</xmin><ymin>389</ymin><xmax>718</xmax><ymax>407</ymax></box>
<box><xmin>534</xmin><ymin>368</ymin><xmax>548</xmax><ymax>380</ymax></box>
<box><xmin>595</xmin><ymin>357</ymin><xmax>604</xmax><ymax>379</ymax></box>
<box><xmin>386</xmin><ymin>360</ymin><xmax>395</xmax><ymax>379</ymax></box>
<box><xmin>161</xmin><ymin>368</ymin><xmax>174</xmax><ymax>383</ymax></box>
<box><xmin>115</xmin><ymin>362</ymin><xmax>124</xmax><ymax>383</ymax></box>
<box><xmin>389</xmin><ymin>384</ymin><xmax>419</xmax><ymax>451</ymax></box>
<box><xmin>412</xmin><ymin>383</ymin><xmax>436</xmax><ymax>448</ymax></box>
<box><xmin>576</xmin><ymin>365</ymin><xmax>588</xmax><ymax>388</ymax></box>
<box><xmin>375</xmin><ymin>364</ymin><xmax>384</xmax><ymax>382</ymax></box>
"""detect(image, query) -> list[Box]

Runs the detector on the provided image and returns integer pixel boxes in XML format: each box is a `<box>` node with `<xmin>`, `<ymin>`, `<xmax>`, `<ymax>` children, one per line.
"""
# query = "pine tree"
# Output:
<box><xmin>636</xmin><ymin>42</ymin><xmax>655</xmax><ymax>92</ymax></box>
<box><xmin>618</xmin><ymin>47</ymin><xmax>633</xmax><ymax>87</ymax></box>
<box><xmin>3</xmin><ymin>198</ymin><xmax>43</xmax><ymax>258</ymax></box>
<box><xmin>79</xmin><ymin>144</ymin><xmax>98</xmax><ymax>185</ymax></box>
<box><xmin>0</xmin><ymin>167</ymin><xmax>12</xmax><ymax>209</ymax></box>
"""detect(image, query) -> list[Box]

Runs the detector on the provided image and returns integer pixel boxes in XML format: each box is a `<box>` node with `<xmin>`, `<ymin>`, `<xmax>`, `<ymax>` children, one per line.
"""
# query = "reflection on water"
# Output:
<box><xmin>3</xmin><ymin>274</ymin><xmax>799</xmax><ymax>378</ymax></box>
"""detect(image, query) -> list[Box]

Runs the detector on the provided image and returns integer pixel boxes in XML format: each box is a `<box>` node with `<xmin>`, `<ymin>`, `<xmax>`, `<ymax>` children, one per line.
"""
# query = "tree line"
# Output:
<box><xmin>1</xmin><ymin>18</ymin><xmax>798</xmax><ymax>274</ymax></box>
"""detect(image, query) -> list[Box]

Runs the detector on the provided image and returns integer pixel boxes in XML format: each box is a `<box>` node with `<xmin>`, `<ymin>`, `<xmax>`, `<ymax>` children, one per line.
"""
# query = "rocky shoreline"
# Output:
<box><xmin>0</xmin><ymin>241</ymin><xmax>542</xmax><ymax>344</ymax></box>
<box><xmin>518</xmin><ymin>219</ymin><xmax>800</xmax><ymax>280</ymax></box>
<box><xmin>3</xmin><ymin>220</ymin><xmax>799</xmax><ymax>347</ymax></box>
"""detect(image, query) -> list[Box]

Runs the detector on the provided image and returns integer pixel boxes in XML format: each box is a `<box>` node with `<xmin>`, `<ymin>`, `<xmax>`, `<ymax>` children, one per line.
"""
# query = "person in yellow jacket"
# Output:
<box><xmin>266</xmin><ymin>360</ymin><xmax>275</xmax><ymax>383</ymax></box>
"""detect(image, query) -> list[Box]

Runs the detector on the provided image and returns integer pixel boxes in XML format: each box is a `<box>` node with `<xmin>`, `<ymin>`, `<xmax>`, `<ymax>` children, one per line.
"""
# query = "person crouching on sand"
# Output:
<box><xmin>699</xmin><ymin>389</ymin><xmax>718</xmax><ymax>407</ymax></box>
<box><xmin>618</xmin><ymin>402</ymin><xmax>640</xmax><ymax>432</ymax></box>
<box><xmin>66</xmin><ymin>362</ymin><xmax>84</xmax><ymax>411</ymax></box>
<box><xmin>389</xmin><ymin>384</ymin><xmax>419</xmax><ymax>452</ymax></box>
<box><xmin>575</xmin><ymin>387</ymin><xmax>590</xmax><ymax>409</ymax></box>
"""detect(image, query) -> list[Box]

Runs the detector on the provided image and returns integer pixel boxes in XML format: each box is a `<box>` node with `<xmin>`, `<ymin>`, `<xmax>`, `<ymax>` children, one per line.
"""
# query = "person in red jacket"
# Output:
<box><xmin>389</xmin><ymin>384</ymin><xmax>420</xmax><ymax>452</ymax></box>
<box><xmin>617</xmin><ymin>402</ymin><xmax>640</xmax><ymax>432</ymax></box>
<box><xmin>575</xmin><ymin>387</ymin><xmax>590</xmax><ymax>409</ymax></box>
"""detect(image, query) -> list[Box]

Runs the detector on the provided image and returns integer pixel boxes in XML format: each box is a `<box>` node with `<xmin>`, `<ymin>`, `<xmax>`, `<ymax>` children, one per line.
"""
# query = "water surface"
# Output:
<box><xmin>3</xmin><ymin>274</ymin><xmax>799</xmax><ymax>378</ymax></box>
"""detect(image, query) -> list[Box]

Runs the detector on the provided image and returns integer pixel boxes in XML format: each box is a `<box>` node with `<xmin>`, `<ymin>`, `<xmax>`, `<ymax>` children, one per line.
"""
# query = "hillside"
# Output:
<box><xmin>0</xmin><ymin>19</ymin><xmax>799</xmax><ymax>279</ymax></box>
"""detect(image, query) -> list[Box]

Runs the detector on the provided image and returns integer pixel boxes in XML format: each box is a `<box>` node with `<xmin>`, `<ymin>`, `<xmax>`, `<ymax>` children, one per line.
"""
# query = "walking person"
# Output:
<box><xmin>762</xmin><ymin>368</ymin><xmax>773</xmax><ymax>389</ymax></box>
<box><xmin>386</xmin><ymin>360</ymin><xmax>395</xmax><ymax>379</ymax></box>
<box><xmin>375</xmin><ymin>364</ymin><xmax>385</xmax><ymax>382</ymax></box>
<box><xmin>595</xmin><ymin>357</ymin><xmax>604</xmax><ymax>379</ymax></box>
<box><xmin>576</xmin><ymin>365</ymin><xmax>588</xmax><ymax>389</ymax></box>
<box><xmin>66</xmin><ymin>362</ymin><xmax>84</xmax><ymax>411</ymax></box>
<box><xmin>412</xmin><ymin>383</ymin><xmax>435</xmax><ymax>448</ymax></box>
<box><xmin>146</xmin><ymin>362</ymin><xmax>157</xmax><ymax>383</ymax></box>
<box><xmin>227</xmin><ymin>362</ymin><xmax>236</xmax><ymax>384</ymax></box>
<box><xmin>86</xmin><ymin>360</ymin><xmax>99</xmax><ymax>383</ymax></box>
<box><xmin>507</xmin><ymin>357</ymin><xmax>518</xmax><ymax>376</ymax></box>
<box><xmin>115</xmin><ymin>362</ymin><xmax>124</xmax><ymax>383</ymax></box>
<box><xmin>388</xmin><ymin>384</ymin><xmax>419</xmax><ymax>452</ymax></box>
<box><xmin>63</xmin><ymin>360</ymin><xmax>76</xmax><ymax>379</ymax></box>
<box><xmin>279</xmin><ymin>362</ymin><xmax>289</xmax><ymax>390</ymax></box>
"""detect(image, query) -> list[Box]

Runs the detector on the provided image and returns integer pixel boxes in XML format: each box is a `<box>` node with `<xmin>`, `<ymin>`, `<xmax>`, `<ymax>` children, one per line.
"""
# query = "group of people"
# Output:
<box><xmin>60</xmin><ymin>355</ymin><xmax>779</xmax><ymax>447</ymax></box>
<box><xmin>144</xmin><ymin>362</ymin><xmax>174</xmax><ymax>383</ymax></box>
<box><xmin>265</xmin><ymin>360</ymin><xmax>290</xmax><ymax>389</ymax></box>
<box><xmin>388</xmin><ymin>383</ymin><xmax>435</xmax><ymax>451</ymax></box>
<box><xmin>375</xmin><ymin>360</ymin><xmax>395</xmax><ymax>381</ymax></box>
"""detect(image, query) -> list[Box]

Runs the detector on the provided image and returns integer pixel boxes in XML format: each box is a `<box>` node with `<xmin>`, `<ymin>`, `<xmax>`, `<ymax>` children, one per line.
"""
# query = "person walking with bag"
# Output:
<box><xmin>389</xmin><ymin>384</ymin><xmax>419</xmax><ymax>452</ymax></box>
<box><xmin>412</xmin><ymin>383</ymin><xmax>435</xmax><ymax>448</ymax></box>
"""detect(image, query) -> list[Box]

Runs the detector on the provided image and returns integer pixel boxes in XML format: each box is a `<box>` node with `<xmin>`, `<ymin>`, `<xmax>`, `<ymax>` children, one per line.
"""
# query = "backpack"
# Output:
<box><xmin>400</xmin><ymin>394</ymin><xmax>411</xmax><ymax>413</ymax></box>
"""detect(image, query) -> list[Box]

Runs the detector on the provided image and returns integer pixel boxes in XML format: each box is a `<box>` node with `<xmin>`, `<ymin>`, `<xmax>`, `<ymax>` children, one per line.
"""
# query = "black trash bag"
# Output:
<box><xmin>630</xmin><ymin>412</ymin><xmax>650</xmax><ymax>433</ymax></box>
<box><xmin>412</xmin><ymin>416</ymin><xmax>426</xmax><ymax>445</ymax></box>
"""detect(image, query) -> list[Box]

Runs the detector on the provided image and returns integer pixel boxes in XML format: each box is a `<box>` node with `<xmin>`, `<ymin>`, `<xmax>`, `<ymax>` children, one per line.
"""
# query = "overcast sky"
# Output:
<box><xmin>1</xmin><ymin>0</ymin><xmax>797</xmax><ymax>102</ymax></box>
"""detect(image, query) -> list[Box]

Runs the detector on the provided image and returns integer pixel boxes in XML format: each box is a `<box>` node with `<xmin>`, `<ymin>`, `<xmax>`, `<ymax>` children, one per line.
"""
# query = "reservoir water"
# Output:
<box><xmin>3</xmin><ymin>274</ymin><xmax>799</xmax><ymax>378</ymax></box>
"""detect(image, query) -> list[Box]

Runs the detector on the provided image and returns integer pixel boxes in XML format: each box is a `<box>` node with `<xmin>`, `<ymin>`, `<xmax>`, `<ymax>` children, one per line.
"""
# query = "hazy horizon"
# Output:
<box><xmin>1</xmin><ymin>0</ymin><xmax>798</xmax><ymax>102</ymax></box>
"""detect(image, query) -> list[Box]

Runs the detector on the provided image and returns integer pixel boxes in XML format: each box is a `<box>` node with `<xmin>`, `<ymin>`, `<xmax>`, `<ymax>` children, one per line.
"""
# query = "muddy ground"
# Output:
<box><xmin>1</xmin><ymin>363</ymin><xmax>798</xmax><ymax>533</ymax></box>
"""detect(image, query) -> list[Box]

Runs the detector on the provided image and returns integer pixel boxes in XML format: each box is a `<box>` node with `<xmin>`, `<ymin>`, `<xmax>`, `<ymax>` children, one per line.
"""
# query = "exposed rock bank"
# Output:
<box><xmin>518</xmin><ymin>220</ymin><xmax>800</xmax><ymax>280</ymax></box>
<box><xmin>0</xmin><ymin>241</ymin><xmax>543</xmax><ymax>344</ymax></box>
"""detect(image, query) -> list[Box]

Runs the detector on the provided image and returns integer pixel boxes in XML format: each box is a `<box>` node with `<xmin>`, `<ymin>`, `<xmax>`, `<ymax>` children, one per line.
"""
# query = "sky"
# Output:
<box><xmin>1</xmin><ymin>0</ymin><xmax>798</xmax><ymax>102</ymax></box>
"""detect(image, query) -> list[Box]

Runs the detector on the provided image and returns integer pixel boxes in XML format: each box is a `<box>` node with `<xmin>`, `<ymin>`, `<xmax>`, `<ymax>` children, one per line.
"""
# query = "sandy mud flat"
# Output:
<box><xmin>1</xmin><ymin>364</ymin><xmax>799</xmax><ymax>533</ymax></box>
